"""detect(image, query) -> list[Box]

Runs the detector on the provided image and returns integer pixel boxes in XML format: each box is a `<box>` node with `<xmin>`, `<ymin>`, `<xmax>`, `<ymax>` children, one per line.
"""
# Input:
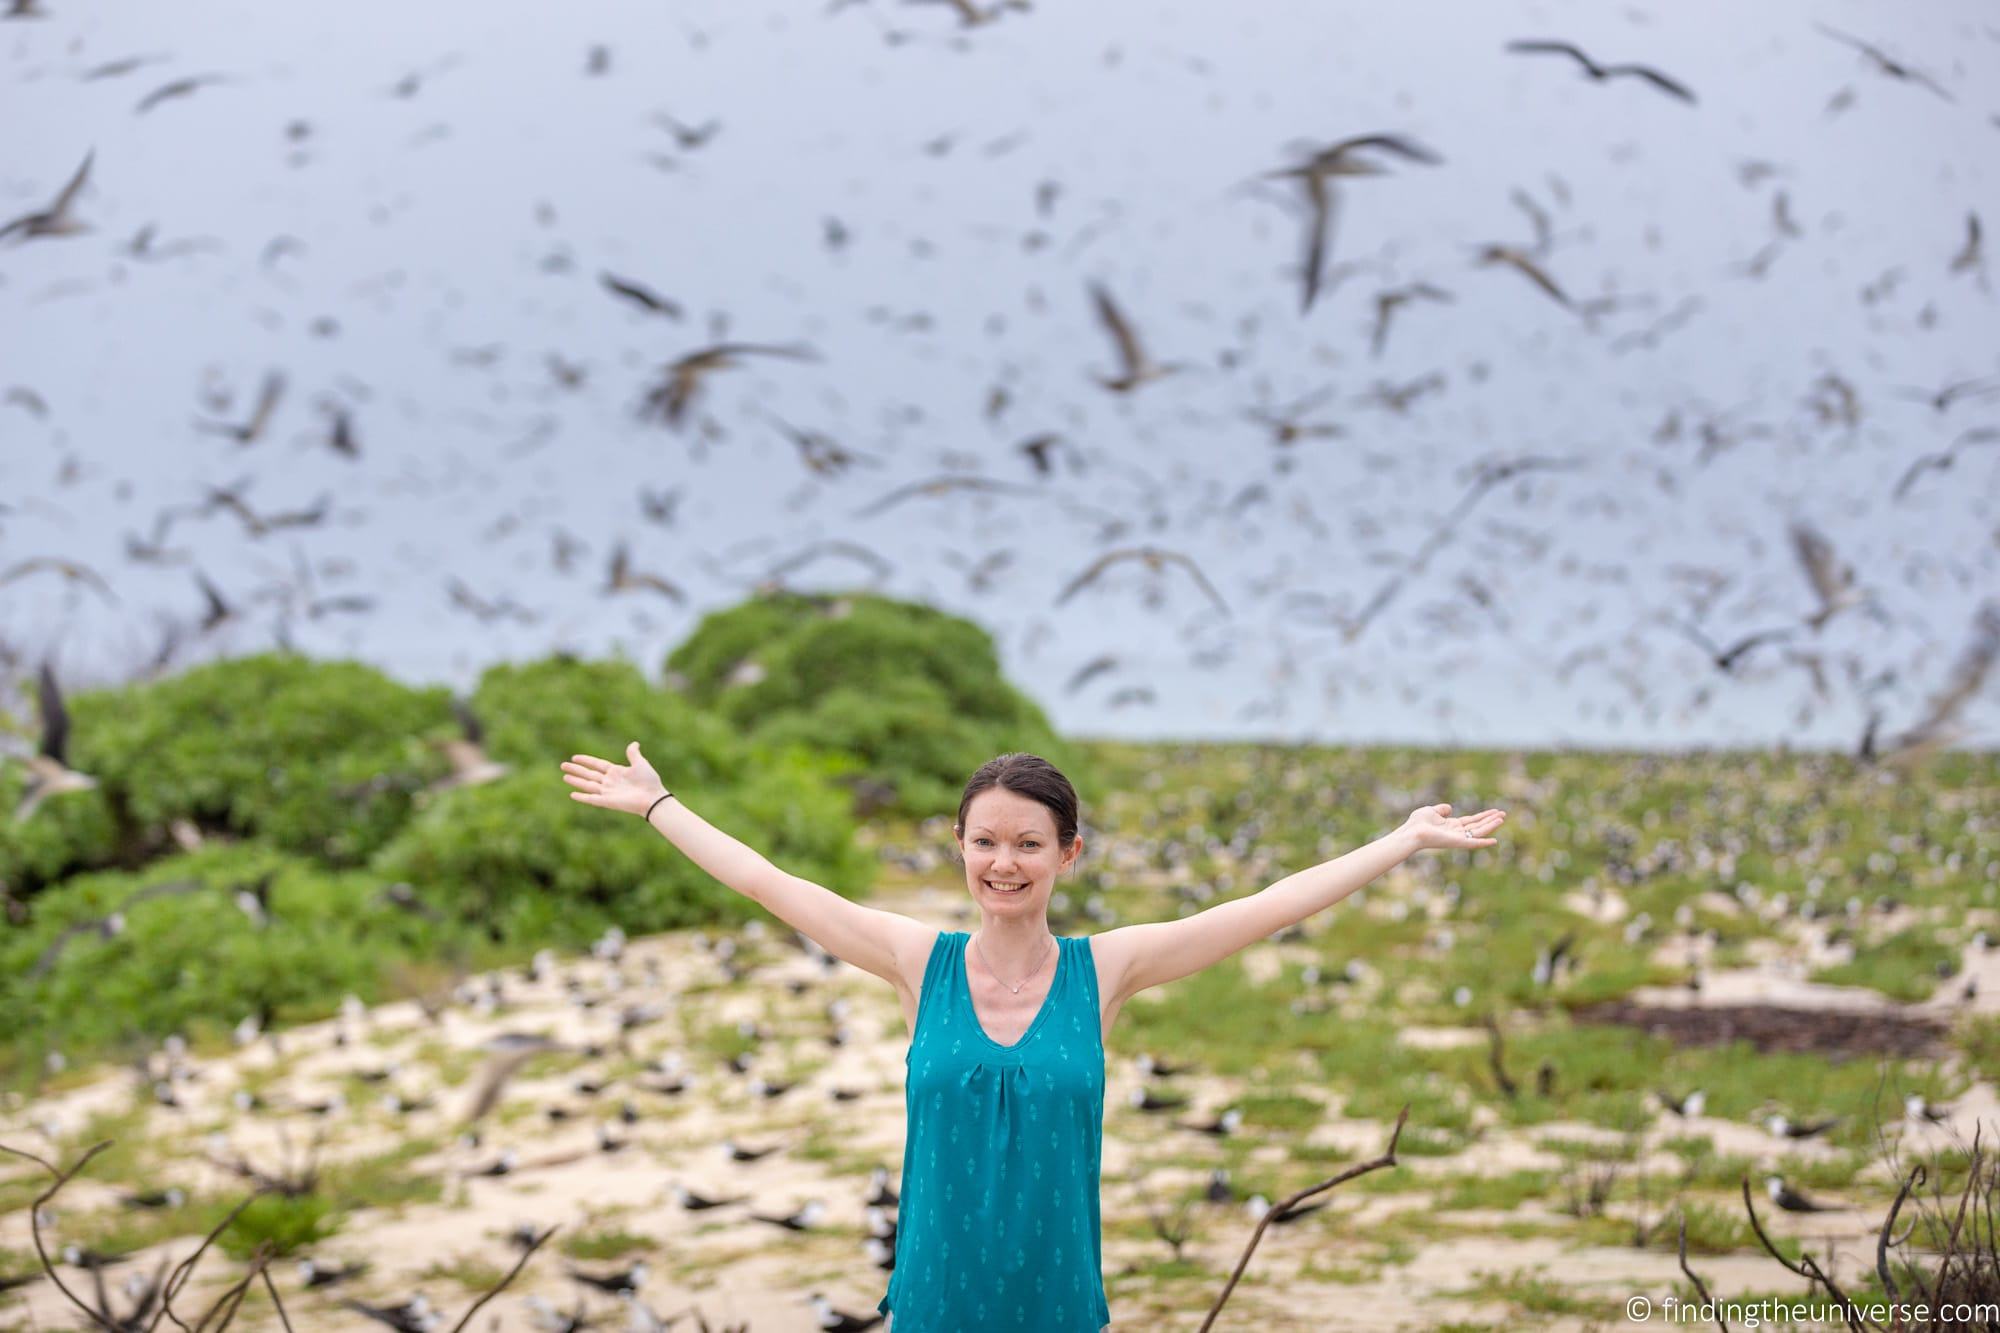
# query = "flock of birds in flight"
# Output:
<box><xmin>0</xmin><ymin>8</ymin><xmax>1995</xmax><ymax>757</ymax></box>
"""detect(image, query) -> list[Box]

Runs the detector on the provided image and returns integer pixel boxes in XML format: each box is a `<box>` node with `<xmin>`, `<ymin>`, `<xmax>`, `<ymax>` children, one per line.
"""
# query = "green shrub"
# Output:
<box><xmin>219</xmin><ymin>1191</ymin><xmax>339</xmax><ymax>1260</ymax></box>
<box><xmin>665</xmin><ymin>589</ymin><xmax>1092</xmax><ymax>819</ymax></box>
<box><xmin>369</xmin><ymin>748</ymin><xmax>871</xmax><ymax>946</ymax></box>
<box><xmin>48</xmin><ymin>652</ymin><xmax>456</xmax><ymax>870</ymax></box>
<box><xmin>0</xmin><ymin>846</ymin><xmax>463</xmax><ymax>1077</ymax></box>
<box><xmin>466</xmin><ymin>655</ymin><xmax>742</xmax><ymax>782</ymax></box>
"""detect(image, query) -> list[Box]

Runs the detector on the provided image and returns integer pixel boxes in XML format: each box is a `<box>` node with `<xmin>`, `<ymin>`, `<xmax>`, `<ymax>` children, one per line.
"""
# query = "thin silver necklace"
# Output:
<box><xmin>974</xmin><ymin>928</ymin><xmax>1054</xmax><ymax>994</ymax></box>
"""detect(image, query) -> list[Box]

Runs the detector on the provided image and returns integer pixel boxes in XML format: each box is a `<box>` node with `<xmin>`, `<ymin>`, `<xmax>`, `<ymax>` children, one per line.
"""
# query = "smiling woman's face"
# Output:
<box><xmin>955</xmin><ymin>787</ymin><xmax>1078</xmax><ymax>914</ymax></box>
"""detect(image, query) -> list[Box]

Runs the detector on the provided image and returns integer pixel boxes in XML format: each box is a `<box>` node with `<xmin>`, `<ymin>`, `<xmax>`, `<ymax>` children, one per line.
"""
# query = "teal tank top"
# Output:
<box><xmin>877</xmin><ymin>930</ymin><xmax>1111</xmax><ymax>1332</ymax></box>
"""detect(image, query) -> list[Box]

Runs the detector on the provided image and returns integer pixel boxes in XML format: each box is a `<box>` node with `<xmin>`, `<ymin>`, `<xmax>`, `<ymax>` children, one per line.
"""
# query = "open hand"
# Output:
<box><xmin>1402</xmin><ymin>803</ymin><xmax>1506</xmax><ymax>852</ymax></box>
<box><xmin>560</xmin><ymin>742</ymin><xmax>666</xmax><ymax>817</ymax></box>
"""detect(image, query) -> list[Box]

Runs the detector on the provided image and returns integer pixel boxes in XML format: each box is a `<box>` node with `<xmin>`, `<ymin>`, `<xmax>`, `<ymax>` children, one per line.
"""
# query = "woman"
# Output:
<box><xmin>561</xmin><ymin>745</ymin><xmax>1505</xmax><ymax>1331</ymax></box>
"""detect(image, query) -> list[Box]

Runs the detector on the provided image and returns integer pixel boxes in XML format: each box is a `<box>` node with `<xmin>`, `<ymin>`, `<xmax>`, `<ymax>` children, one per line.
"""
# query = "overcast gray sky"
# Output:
<box><xmin>2</xmin><ymin>0</ymin><xmax>1996</xmax><ymax>752</ymax></box>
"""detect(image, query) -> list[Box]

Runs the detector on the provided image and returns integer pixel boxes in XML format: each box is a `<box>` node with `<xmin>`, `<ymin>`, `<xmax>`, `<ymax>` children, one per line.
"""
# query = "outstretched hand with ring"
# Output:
<box><xmin>1401</xmin><ymin>802</ymin><xmax>1507</xmax><ymax>852</ymax></box>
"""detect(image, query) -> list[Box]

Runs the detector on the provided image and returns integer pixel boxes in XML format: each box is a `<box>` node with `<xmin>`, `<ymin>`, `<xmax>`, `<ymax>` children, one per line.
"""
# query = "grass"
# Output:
<box><xmin>1454</xmin><ymin>1265</ymin><xmax>1626</xmax><ymax>1320</ymax></box>
<box><xmin>559</xmin><ymin>1221</ymin><xmax>653</xmax><ymax>1261</ymax></box>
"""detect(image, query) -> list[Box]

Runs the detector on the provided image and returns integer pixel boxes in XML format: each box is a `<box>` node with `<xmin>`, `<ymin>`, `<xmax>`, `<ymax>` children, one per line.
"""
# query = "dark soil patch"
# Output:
<box><xmin>1570</xmin><ymin>1000</ymin><xmax>1949</xmax><ymax>1060</ymax></box>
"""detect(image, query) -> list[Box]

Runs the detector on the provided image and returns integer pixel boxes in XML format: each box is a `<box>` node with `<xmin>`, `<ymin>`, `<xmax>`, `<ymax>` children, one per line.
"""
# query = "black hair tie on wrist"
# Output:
<box><xmin>644</xmin><ymin>792</ymin><xmax>674</xmax><ymax>822</ymax></box>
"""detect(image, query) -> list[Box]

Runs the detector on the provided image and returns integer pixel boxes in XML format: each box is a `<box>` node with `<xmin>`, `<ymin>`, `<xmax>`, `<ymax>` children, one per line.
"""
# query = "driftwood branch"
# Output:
<box><xmin>1199</xmin><ymin>1104</ymin><xmax>1410</xmax><ymax>1332</ymax></box>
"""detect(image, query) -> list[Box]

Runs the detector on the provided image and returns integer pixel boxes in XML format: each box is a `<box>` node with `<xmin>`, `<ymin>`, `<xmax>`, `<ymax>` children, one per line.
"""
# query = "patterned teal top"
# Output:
<box><xmin>877</xmin><ymin>930</ymin><xmax>1111</xmax><ymax>1332</ymax></box>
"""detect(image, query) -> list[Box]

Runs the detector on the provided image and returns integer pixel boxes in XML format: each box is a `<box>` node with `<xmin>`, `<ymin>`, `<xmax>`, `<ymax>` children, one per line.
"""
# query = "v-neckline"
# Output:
<box><xmin>962</xmin><ymin>932</ymin><xmax>1064</xmax><ymax>1051</ymax></box>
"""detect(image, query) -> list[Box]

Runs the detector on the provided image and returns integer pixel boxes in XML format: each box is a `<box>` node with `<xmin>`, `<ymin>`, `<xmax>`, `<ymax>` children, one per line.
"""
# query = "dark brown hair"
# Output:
<box><xmin>953</xmin><ymin>753</ymin><xmax>1082</xmax><ymax>860</ymax></box>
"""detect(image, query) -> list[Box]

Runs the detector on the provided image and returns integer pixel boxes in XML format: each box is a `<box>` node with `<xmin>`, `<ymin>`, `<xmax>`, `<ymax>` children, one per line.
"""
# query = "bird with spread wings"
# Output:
<box><xmin>1054</xmin><ymin>546</ymin><xmax>1230</xmax><ymax>617</ymax></box>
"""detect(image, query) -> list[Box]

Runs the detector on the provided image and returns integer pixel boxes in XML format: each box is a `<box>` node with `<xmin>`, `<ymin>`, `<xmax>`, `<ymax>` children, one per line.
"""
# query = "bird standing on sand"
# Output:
<box><xmin>1765</xmin><ymin>1175</ymin><xmax>1844</xmax><ymax>1213</ymax></box>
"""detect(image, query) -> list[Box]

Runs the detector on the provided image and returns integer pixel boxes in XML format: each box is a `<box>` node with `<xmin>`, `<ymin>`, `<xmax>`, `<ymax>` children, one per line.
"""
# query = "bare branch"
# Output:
<box><xmin>447</xmin><ymin>1222</ymin><xmax>559</xmax><ymax>1333</ymax></box>
<box><xmin>1675</xmin><ymin>1210</ymin><xmax>1728</xmax><ymax>1333</ymax></box>
<box><xmin>0</xmin><ymin>1138</ymin><xmax>122</xmax><ymax>1331</ymax></box>
<box><xmin>1199</xmin><ymin>1105</ymin><xmax>1409</xmax><ymax>1332</ymax></box>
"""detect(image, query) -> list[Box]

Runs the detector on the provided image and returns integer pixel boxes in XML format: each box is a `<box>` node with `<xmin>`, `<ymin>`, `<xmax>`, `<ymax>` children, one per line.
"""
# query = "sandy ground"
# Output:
<box><xmin>4</xmin><ymin>887</ymin><xmax>1996</xmax><ymax>1332</ymax></box>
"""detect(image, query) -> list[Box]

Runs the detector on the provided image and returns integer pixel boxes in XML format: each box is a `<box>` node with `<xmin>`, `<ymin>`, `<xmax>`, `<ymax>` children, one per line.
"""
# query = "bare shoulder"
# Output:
<box><xmin>885</xmin><ymin>914</ymin><xmax>942</xmax><ymax>1001</ymax></box>
<box><xmin>1086</xmin><ymin>924</ymin><xmax>1147</xmax><ymax>1007</ymax></box>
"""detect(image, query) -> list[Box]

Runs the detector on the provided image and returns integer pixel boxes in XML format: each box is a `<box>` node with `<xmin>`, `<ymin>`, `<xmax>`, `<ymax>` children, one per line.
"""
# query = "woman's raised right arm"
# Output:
<box><xmin>561</xmin><ymin>742</ymin><xmax>934</xmax><ymax>993</ymax></box>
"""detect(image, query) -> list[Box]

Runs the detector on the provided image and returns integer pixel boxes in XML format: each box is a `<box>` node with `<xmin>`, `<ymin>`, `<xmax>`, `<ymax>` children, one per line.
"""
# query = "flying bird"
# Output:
<box><xmin>1505</xmin><ymin>40</ymin><xmax>1696</xmax><ymax>103</ymax></box>
<box><xmin>1815</xmin><ymin>23</ymin><xmax>1953</xmax><ymax>102</ymax></box>
<box><xmin>851</xmin><ymin>473</ymin><xmax>1042</xmax><ymax>520</ymax></box>
<box><xmin>1262</xmin><ymin>133</ymin><xmax>1444</xmax><ymax>312</ymax></box>
<box><xmin>0</xmin><ymin>149</ymin><xmax>94</xmax><ymax>242</ymax></box>
<box><xmin>463</xmin><ymin>1034</ymin><xmax>569</xmax><ymax>1126</ymax></box>
<box><xmin>135</xmin><ymin>73</ymin><xmax>228</xmax><ymax>114</ymax></box>
<box><xmin>1054</xmin><ymin>546</ymin><xmax>1230</xmax><ymax>617</ymax></box>
<box><xmin>14</xmin><ymin>662</ymin><xmax>102</xmax><ymax>824</ymax></box>
<box><xmin>1369</xmin><ymin>282</ymin><xmax>1454</xmax><ymax>356</ymax></box>
<box><xmin>599</xmin><ymin>271</ymin><xmax>684</xmax><ymax>319</ymax></box>
<box><xmin>1016</xmin><ymin>432</ymin><xmax>1064</xmax><ymax>475</ymax></box>
<box><xmin>1892</xmin><ymin>427</ymin><xmax>1999</xmax><ymax>501</ymax></box>
<box><xmin>605</xmin><ymin>541</ymin><xmax>685</xmax><ymax>602</ymax></box>
<box><xmin>1670</xmin><ymin>619</ymin><xmax>1794</xmax><ymax>674</ymax></box>
<box><xmin>759</xmin><ymin>411</ymin><xmax>883</xmax><ymax>478</ymax></box>
<box><xmin>1867</xmin><ymin>601</ymin><xmax>2000</xmax><ymax>765</ymax></box>
<box><xmin>193</xmin><ymin>370</ymin><xmax>286</xmax><ymax>444</ymax></box>
<box><xmin>1948</xmin><ymin>213</ymin><xmax>1986</xmax><ymax>286</ymax></box>
<box><xmin>639</xmin><ymin>342</ymin><xmax>819</xmax><ymax>429</ymax></box>
<box><xmin>1787</xmin><ymin>521</ymin><xmax>1873</xmax><ymax>630</ymax></box>
<box><xmin>758</xmin><ymin>540</ymin><xmax>894</xmax><ymax>588</ymax></box>
<box><xmin>1472</xmin><ymin>242</ymin><xmax>1572</xmax><ymax>309</ymax></box>
<box><xmin>419</xmin><ymin>698</ymin><xmax>512</xmax><ymax>800</ymax></box>
<box><xmin>1087</xmin><ymin>282</ymin><xmax>1184</xmax><ymax>392</ymax></box>
<box><xmin>0</xmin><ymin>555</ymin><xmax>117</xmax><ymax>602</ymax></box>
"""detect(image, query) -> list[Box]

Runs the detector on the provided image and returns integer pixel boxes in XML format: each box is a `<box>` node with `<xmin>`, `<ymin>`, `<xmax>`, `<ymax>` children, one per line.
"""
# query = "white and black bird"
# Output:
<box><xmin>749</xmin><ymin>1199</ymin><xmax>826</xmax><ymax>1232</ymax></box>
<box><xmin>1129</xmin><ymin>1086</ymin><xmax>1190</xmax><ymax>1113</ymax></box>
<box><xmin>671</xmin><ymin>1183</ymin><xmax>747</xmax><ymax>1213</ymax></box>
<box><xmin>339</xmin><ymin>1296</ymin><xmax>439</xmax><ymax>1333</ymax></box>
<box><xmin>1176</xmin><ymin>1108</ymin><xmax>1242</xmax><ymax>1137</ymax></box>
<box><xmin>1245</xmin><ymin>1194</ymin><xmax>1330</xmax><ymax>1225</ymax></box>
<box><xmin>1531</xmin><ymin>932</ymin><xmax>1578</xmax><ymax>986</ymax></box>
<box><xmin>1765</xmin><ymin>1175</ymin><xmax>1844</xmax><ymax>1214</ymax></box>
<box><xmin>808</xmin><ymin>1291</ymin><xmax>885</xmax><ymax>1332</ymax></box>
<box><xmin>567</xmin><ymin>1260</ymin><xmax>645</xmax><ymax>1295</ymax></box>
<box><xmin>1765</xmin><ymin>1112</ymin><xmax>1840</xmax><ymax>1140</ymax></box>
<box><xmin>297</xmin><ymin>1257</ymin><xmax>370</xmax><ymax>1288</ymax></box>
<box><xmin>1905</xmin><ymin>1094</ymin><xmax>1952</xmax><ymax>1124</ymax></box>
<box><xmin>1655</xmin><ymin>1088</ymin><xmax>1706</xmax><ymax>1118</ymax></box>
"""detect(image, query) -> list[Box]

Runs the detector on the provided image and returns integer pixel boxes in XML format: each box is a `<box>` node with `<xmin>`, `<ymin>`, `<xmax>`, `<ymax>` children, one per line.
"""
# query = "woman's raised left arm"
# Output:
<box><xmin>1096</xmin><ymin>803</ymin><xmax>1506</xmax><ymax>1004</ymax></box>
